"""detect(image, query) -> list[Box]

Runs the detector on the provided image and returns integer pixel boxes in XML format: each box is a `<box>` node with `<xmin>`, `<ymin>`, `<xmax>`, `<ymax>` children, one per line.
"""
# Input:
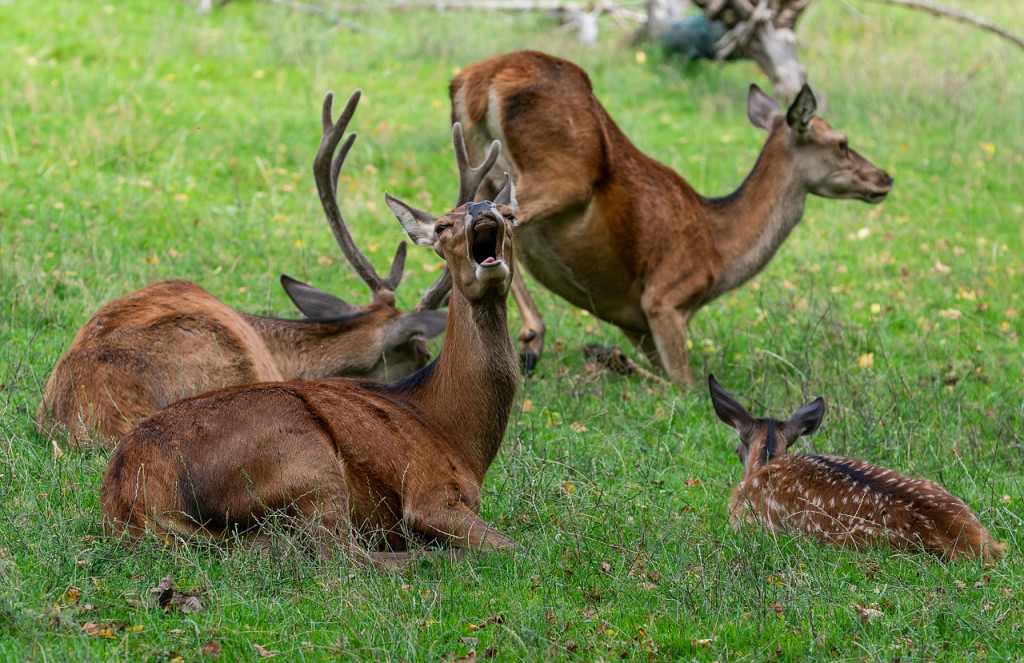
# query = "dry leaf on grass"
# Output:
<box><xmin>252</xmin><ymin>643</ymin><xmax>279</xmax><ymax>658</ymax></box>
<box><xmin>852</xmin><ymin>602</ymin><xmax>884</xmax><ymax>623</ymax></box>
<box><xmin>202</xmin><ymin>640</ymin><xmax>221</xmax><ymax>659</ymax></box>
<box><xmin>150</xmin><ymin>576</ymin><xmax>204</xmax><ymax>614</ymax></box>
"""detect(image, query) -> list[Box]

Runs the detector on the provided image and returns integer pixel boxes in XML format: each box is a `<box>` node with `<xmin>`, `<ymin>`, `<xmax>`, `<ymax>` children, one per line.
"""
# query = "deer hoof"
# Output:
<box><xmin>519</xmin><ymin>350</ymin><xmax>539</xmax><ymax>376</ymax></box>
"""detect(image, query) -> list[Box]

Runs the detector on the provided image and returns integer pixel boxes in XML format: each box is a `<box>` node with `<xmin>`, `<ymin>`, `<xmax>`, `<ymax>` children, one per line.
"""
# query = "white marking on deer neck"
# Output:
<box><xmin>704</xmin><ymin>137</ymin><xmax>808</xmax><ymax>300</ymax></box>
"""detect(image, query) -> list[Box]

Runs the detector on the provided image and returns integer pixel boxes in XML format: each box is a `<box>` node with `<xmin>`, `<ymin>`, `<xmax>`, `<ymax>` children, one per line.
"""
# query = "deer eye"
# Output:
<box><xmin>435</xmin><ymin>224</ymin><xmax>451</xmax><ymax>235</ymax></box>
<box><xmin>839</xmin><ymin>139</ymin><xmax>849</xmax><ymax>153</ymax></box>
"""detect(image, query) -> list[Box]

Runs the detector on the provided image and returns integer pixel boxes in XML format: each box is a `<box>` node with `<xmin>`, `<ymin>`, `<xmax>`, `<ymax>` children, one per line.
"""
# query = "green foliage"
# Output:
<box><xmin>1</xmin><ymin>0</ymin><xmax>1021</xmax><ymax>660</ymax></box>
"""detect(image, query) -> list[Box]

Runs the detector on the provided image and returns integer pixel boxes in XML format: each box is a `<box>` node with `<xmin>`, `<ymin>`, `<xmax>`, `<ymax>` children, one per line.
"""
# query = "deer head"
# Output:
<box><xmin>747</xmin><ymin>84</ymin><xmax>894</xmax><ymax>203</ymax></box>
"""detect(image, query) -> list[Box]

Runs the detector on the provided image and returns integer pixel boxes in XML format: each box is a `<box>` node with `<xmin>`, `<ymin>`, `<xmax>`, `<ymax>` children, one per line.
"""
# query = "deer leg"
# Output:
<box><xmin>405</xmin><ymin>498</ymin><xmax>517</xmax><ymax>553</ymax></box>
<box><xmin>511</xmin><ymin>267</ymin><xmax>546</xmax><ymax>374</ymax></box>
<box><xmin>640</xmin><ymin>290</ymin><xmax>703</xmax><ymax>389</ymax></box>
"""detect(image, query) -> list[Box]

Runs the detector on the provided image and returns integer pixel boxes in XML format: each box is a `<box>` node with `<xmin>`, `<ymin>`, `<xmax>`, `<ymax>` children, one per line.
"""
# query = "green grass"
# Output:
<box><xmin>2</xmin><ymin>0</ymin><xmax>1023</xmax><ymax>660</ymax></box>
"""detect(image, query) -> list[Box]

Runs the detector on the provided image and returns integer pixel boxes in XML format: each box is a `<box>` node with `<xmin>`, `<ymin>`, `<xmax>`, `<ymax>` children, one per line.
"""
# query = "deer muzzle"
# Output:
<box><xmin>466</xmin><ymin>204</ymin><xmax>509</xmax><ymax>283</ymax></box>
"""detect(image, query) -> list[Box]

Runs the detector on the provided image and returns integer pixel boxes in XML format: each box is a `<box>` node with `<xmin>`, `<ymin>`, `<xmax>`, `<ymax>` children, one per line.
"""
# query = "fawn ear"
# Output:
<box><xmin>782</xmin><ymin>397</ymin><xmax>825</xmax><ymax>444</ymax></box>
<box><xmin>708</xmin><ymin>374</ymin><xmax>756</xmax><ymax>433</ymax></box>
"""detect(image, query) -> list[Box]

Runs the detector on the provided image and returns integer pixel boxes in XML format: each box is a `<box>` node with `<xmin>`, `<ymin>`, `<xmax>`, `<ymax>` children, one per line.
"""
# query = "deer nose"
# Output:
<box><xmin>468</xmin><ymin>200</ymin><xmax>495</xmax><ymax>216</ymax></box>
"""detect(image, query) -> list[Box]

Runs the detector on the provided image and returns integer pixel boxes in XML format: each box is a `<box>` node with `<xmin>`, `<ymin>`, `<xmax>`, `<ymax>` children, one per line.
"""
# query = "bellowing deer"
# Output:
<box><xmin>709</xmin><ymin>375</ymin><xmax>1005</xmax><ymax>560</ymax></box>
<box><xmin>101</xmin><ymin>95</ymin><xmax>521</xmax><ymax>565</ymax></box>
<box><xmin>450</xmin><ymin>51</ymin><xmax>894</xmax><ymax>387</ymax></box>
<box><xmin>36</xmin><ymin>89</ymin><xmax>455</xmax><ymax>448</ymax></box>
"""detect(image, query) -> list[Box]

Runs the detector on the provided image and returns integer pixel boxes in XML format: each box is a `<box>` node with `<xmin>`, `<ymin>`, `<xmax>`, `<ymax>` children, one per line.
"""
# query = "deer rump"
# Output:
<box><xmin>102</xmin><ymin>376</ymin><xmax>471</xmax><ymax>551</ymax></box>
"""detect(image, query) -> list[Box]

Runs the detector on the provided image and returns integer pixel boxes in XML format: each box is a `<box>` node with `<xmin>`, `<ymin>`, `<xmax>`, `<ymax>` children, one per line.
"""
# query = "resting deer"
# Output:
<box><xmin>709</xmin><ymin>375</ymin><xmax>1005</xmax><ymax>561</ymax></box>
<box><xmin>36</xmin><ymin>89</ymin><xmax>457</xmax><ymax>448</ymax></box>
<box><xmin>451</xmin><ymin>51</ymin><xmax>894</xmax><ymax>387</ymax></box>
<box><xmin>101</xmin><ymin>95</ymin><xmax>520</xmax><ymax>565</ymax></box>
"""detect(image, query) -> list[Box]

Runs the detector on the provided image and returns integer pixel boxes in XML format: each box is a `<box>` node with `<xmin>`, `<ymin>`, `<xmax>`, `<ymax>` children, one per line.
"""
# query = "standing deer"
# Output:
<box><xmin>101</xmin><ymin>95</ymin><xmax>521</xmax><ymax>566</ymax></box>
<box><xmin>36</xmin><ymin>89</ymin><xmax>462</xmax><ymax>448</ymax></box>
<box><xmin>451</xmin><ymin>51</ymin><xmax>894</xmax><ymax>387</ymax></box>
<box><xmin>709</xmin><ymin>375</ymin><xmax>1004</xmax><ymax>560</ymax></box>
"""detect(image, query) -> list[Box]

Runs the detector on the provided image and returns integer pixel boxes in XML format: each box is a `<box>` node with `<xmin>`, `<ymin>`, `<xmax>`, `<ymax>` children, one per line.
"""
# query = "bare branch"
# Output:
<box><xmin>861</xmin><ymin>0</ymin><xmax>1024</xmax><ymax>50</ymax></box>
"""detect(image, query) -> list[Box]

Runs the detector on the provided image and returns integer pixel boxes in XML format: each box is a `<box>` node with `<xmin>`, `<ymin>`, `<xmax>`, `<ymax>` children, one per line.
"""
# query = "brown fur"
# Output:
<box><xmin>451</xmin><ymin>51</ymin><xmax>893</xmax><ymax>386</ymax></box>
<box><xmin>101</xmin><ymin>150</ymin><xmax>521</xmax><ymax>566</ymax></box>
<box><xmin>36</xmin><ymin>280</ymin><xmax>442</xmax><ymax>448</ymax></box>
<box><xmin>710</xmin><ymin>375</ymin><xmax>1004</xmax><ymax>561</ymax></box>
<box><xmin>37</xmin><ymin>90</ymin><xmax>446</xmax><ymax>448</ymax></box>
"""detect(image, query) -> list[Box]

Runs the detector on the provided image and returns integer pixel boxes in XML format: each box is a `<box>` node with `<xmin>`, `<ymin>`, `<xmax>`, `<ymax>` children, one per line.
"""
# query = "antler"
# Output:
<box><xmin>315</xmin><ymin>89</ymin><xmax>406</xmax><ymax>306</ymax></box>
<box><xmin>416</xmin><ymin>122</ymin><xmax>501</xmax><ymax>311</ymax></box>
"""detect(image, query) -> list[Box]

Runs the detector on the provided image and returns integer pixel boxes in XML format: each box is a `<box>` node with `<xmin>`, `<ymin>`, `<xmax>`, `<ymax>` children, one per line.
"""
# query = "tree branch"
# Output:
<box><xmin>861</xmin><ymin>0</ymin><xmax>1024</xmax><ymax>51</ymax></box>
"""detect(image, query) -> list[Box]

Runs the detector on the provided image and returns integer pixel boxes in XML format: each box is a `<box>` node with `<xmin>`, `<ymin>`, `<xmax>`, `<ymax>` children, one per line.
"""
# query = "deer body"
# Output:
<box><xmin>102</xmin><ymin>93</ymin><xmax>520</xmax><ymax>563</ymax></box>
<box><xmin>710</xmin><ymin>375</ymin><xmax>1004</xmax><ymax>561</ymax></box>
<box><xmin>451</xmin><ymin>51</ymin><xmax>893</xmax><ymax>385</ymax></box>
<box><xmin>36</xmin><ymin>90</ymin><xmax>447</xmax><ymax>448</ymax></box>
<box><xmin>36</xmin><ymin>278</ymin><xmax>444</xmax><ymax>446</ymax></box>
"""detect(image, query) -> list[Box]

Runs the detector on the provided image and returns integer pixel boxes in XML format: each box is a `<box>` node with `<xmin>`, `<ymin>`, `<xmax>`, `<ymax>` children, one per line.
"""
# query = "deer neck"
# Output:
<box><xmin>703</xmin><ymin>129</ymin><xmax>807</xmax><ymax>300</ymax></box>
<box><xmin>242</xmin><ymin>311</ymin><xmax>378</xmax><ymax>380</ymax></box>
<box><xmin>404</xmin><ymin>289</ymin><xmax>519</xmax><ymax>482</ymax></box>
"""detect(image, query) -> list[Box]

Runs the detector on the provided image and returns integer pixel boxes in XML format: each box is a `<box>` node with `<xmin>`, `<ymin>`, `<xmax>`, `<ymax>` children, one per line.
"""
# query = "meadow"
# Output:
<box><xmin>1</xmin><ymin>0</ymin><xmax>1022</xmax><ymax>659</ymax></box>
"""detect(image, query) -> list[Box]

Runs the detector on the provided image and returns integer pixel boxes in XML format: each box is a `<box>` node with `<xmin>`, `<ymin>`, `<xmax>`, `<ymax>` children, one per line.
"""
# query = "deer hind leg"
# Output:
<box><xmin>511</xmin><ymin>268</ymin><xmax>546</xmax><ymax>374</ymax></box>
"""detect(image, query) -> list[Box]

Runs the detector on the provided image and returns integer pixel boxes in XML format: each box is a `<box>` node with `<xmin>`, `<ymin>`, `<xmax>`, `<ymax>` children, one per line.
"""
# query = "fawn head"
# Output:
<box><xmin>708</xmin><ymin>374</ymin><xmax>825</xmax><ymax>473</ymax></box>
<box><xmin>746</xmin><ymin>84</ymin><xmax>894</xmax><ymax>204</ymax></box>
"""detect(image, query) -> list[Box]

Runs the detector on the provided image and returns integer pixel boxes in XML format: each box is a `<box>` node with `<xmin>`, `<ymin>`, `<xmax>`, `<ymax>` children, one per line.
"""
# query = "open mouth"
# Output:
<box><xmin>467</xmin><ymin>209</ymin><xmax>505</xmax><ymax>269</ymax></box>
<box><xmin>864</xmin><ymin>190</ymin><xmax>889</xmax><ymax>204</ymax></box>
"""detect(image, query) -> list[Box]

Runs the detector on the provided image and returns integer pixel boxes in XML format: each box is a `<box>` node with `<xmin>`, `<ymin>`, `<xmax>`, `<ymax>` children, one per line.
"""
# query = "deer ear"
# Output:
<box><xmin>782</xmin><ymin>397</ymin><xmax>825</xmax><ymax>444</ymax></box>
<box><xmin>708</xmin><ymin>374</ymin><xmax>756</xmax><ymax>432</ymax></box>
<box><xmin>785</xmin><ymin>84</ymin><xmax>816</xmax><ymax>133</ymax></box>
<box><xmin>747</xmin><ymin>84</ymin><xmax>781</xmax><ymax>131</ymax></box>
<box><xmin>280</xmin><ymin>274</ymin><xmax>361</xmax><ymax>318</ymax></box>
<box><xmin>383</xmin><ymin>309</ymin><xmax>448</xmax><ymax>346</ymax></box>
<box><xmin>385</xmin><ymin>193</ymin><xmax>437</xmax><ymax>247</ymax></box>
<box><xmin>494</xmin><ymin>172</ymin><xmax>518</xmax><ymax>212</ymax></box>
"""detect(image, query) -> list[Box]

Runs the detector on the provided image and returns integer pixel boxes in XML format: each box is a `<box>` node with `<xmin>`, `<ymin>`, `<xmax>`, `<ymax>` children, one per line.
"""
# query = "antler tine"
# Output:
<box><xmin>314</xmin><ymin>89</ymin><xmax>402</xmax><ymax>305</ymax></box>
<box><xmin>453</xmin><ymin>122</ymin><xmax>501</xmax><ymax>206</ymax></box>
<box><xmin>412</xmin><ymin>124</ymin><xmax>501</xmax><ymax>311</ymax></box>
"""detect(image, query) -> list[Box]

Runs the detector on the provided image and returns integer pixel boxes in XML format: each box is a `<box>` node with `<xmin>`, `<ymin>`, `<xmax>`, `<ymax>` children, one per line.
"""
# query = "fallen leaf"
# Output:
<box><xmin>252</xmin><ymin>643</ymin><xmax>279</xmax><ymax>658</ymax></box>
<box><xmin>452</xmin><ymin>651</ymin><xmax>478</xmax><ymax>663</ymax></box>
<box><xmin>685</xmin><ymin>478</ymin><xmax>702</xmax><ymax>487</ymax></box>
<box><xmin>691</xmin><ymin>637</ymin><xmax>716</xmax><ymax>648</ymax></box>
<box><xmin>202</xmin><ymin>640</ymin><xmax>221</xmax><ymax>658</ymax></box>
<box><xmin>150</xmin><ymin>576</ymin><xmax>204</xmax><ymax>614</ymax></box>
<box><xmin>569</xmin><ymin>422</ymin><xmax>587</xmax><ymax>433</ymax></box>
<box><xmin>852</xmin><ymin>602</ymin><xmax>884</xmax><ymax>623</ymax></box>
<box><xmin>857</xmin><ymin>353</ymin><xmax>874</xmax><ymax>368</ymax></box>
<box><xmin>600</xmin><ymin>562</ymin><xmax>611</xmax><ymax>574</ymax></box>
<box><xmin>459</xmin><ymin>637</ymin><xmax>479</xmax><ymax>647</ymax></box>
<box><xmin>934</xmin><ymin>260</ymin><xmax>952</xmax><ymax>275</ymax></box>
<box><xmin>483</xmin><ymin>646</ymin><xmax>498</xmax><ymax>658</ymax></box>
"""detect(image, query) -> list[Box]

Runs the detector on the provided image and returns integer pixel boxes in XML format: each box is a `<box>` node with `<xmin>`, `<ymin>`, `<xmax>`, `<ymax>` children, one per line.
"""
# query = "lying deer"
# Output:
<box><xmin>709</xmin><ymin>375</ymin><xmax>1004</xmax><ymax>560</ymax></box>
<box><xmin>451</xmin><ymin>51</ymin><xmax>894</xmax><ymax>386</ymax></box>
<box><xmin>101</xmin><ymin>96</ymin><xmax>520</xmax><ymax>566</ymax></box>
<box><xmin>36</xmin><ymin>89</ymin><xmax>462</xmax><ymax>448</ymax></box>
